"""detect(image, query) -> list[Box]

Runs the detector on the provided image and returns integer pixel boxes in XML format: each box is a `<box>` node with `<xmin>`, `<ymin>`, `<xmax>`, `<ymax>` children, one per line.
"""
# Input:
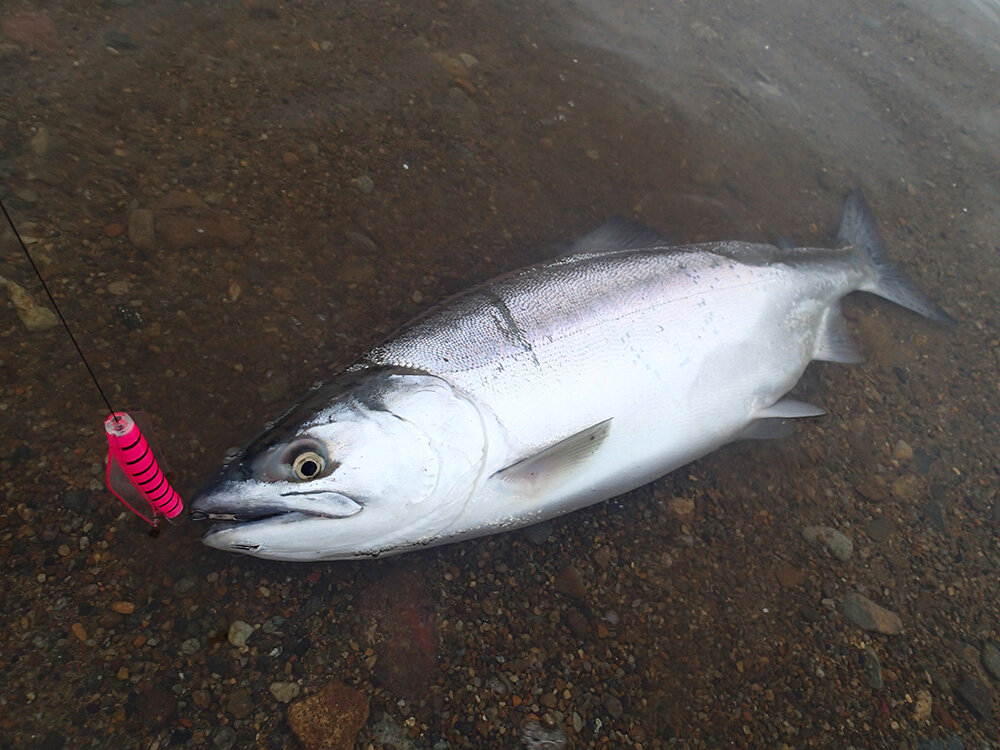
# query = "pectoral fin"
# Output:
<box><xmin>492</xmin><ymin>419</ymin><xmax>612</xmax><ymax>495</ymax></box>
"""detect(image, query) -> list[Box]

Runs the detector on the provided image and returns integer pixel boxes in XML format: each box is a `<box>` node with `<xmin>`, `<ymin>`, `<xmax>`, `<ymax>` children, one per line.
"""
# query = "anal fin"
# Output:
<box><xmin>735</xmin><ymin>399</ymin><xmax>825</xmax><ymax>442</ymax></box>
<box><xmin>492</xmin><ymin>419</ymin><xmax>612</xmax><ymax>495</ymax></box>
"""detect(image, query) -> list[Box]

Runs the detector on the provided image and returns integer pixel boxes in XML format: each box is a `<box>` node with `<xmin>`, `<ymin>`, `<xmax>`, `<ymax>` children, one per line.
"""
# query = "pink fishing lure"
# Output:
<box><xmin>104</xmin><ymin>412</ymin><xmax>183</xmax><ymax>526</ymax></box>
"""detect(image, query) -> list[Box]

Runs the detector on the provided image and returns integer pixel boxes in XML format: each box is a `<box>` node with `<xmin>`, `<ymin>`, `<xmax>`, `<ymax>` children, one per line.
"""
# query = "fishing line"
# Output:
<box><xmin>1</xmin><ymin>198</ymin><xmax>184</xmax><ymax>527</ymax></box>
<box><xmin>1</xmin><ymin>199</ymin><xmax>117</xmax><ymax>416</ymax></box>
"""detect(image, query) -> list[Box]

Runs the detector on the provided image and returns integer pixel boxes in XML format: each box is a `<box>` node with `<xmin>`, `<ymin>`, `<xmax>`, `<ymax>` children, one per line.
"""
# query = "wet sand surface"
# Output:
<box><xmin>1</xmin><ymin>0</ymin><xmax>998</xmax><ymax>747</ymax></box>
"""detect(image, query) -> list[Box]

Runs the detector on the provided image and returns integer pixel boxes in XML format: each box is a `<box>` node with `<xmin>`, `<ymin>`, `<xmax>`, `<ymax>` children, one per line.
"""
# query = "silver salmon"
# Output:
<box><xmin>190</xmin><ymin>191</ymin><xmax>952</xmax><ymax>560</ymax></box>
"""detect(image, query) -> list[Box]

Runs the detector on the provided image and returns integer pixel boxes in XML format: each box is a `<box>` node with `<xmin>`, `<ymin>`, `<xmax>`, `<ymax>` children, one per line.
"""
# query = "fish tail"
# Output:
<box><xmin>838</xmin><ymin>190</ymin><xmax>956</xmax><ymax>325</ymax></box>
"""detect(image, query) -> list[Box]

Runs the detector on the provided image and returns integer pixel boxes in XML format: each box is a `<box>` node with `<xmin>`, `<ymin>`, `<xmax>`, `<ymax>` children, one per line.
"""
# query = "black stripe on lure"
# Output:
<box><xmin>1</xmin><ymin>199</ymin><xmax>183</xmax><ymax>529</ymax></box>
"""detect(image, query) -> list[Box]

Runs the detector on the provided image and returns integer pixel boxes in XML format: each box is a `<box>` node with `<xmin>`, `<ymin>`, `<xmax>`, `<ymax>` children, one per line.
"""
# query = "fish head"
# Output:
<box><xmin>190</xmin><ymin>368</ymin><xmax>488</xmax><ymax>560</ymax></box>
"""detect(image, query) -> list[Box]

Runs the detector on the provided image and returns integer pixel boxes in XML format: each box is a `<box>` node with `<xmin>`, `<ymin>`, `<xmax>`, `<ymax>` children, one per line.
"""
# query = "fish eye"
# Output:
<box><xmin>291</xmin><ymin>450</ymin><xmax>326</xmax><ymax>481</ymax></box>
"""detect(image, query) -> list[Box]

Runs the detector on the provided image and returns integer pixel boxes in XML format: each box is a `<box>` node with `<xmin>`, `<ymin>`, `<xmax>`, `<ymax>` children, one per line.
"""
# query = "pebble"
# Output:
<box><xmin>225</xmin><ymin>688</ymin><xmax>253</xmax><ymax>719</ymax></box>
<box><xmin>774</xmin><ymin>562</ymin><xmax>806</xmax><ymax>588</ymax></box>
<box><xmin>981</xmin><ymin>642</ymin><xmax>1000</xmax><ymax>680</ymax></box>
<box><xmin>802</xmin><ymin>525</ymin><xmax>853</xmax><ymax>561</ymax></box>
<box><xmin>667</xmin><ymin>496</ymin><xmax>695</xmax><ymax>519</ymax></box>
<box><xmin>914</xmin><ymin>689</ymin><xmax>933</xmax><ymax>722</ymax></box>
<box><xmin>104</xmin><ymin>223</ymin><xmax>125</xmax><ymax>238</ymax></box>
<box><xmin>863</xmin><ymin>645</ymin><xmax>883</xmax><ymax>689</ymax></box>
<box><xmin>212</xmin><ymin>726</ymin><xmax>237</xmax><ymax>750</ymax></box>
<box><xmin>109</xmin><ymin>601</ymin><xmax>134</xmax><ymax>614</ymax></box>
<box><xmin>227</xmin><ymin>620</ymin><xmax>254</xmax><ymax>647</ymax></box>
<box><xmin>520</xmin><ymin>719</ymin><xmax>567</xmax><ymax>750</ymax></box>
<box><xmin>180</xmin><ymin>637</ymin><xmax>201</xmax><ymax>655</ymax></box>
<box><xmin>71</xmin><ymin>623</ymin><xmax>87</xmax><ymax>641</ymax></box>
<box><xmin>150</xmin><ymin>190</ymin><xmax>251</xmax><ymax>248</ymax></box>
<box><xmin>842</xmin><ymin>592</ymin><xmax>903</xmax><ymax>634</ymax></box>
<box><xmin>553</xmin><ymin>565</ymin><xmax>587</xmax><ymax>600</ymax></box>
<box><xmin>270</xmin><ymin>681</ymin><xmax>301</xmax><ymax>702</ymax></box>
<box><xmin>286</xmin><ymin>681</ymin><xmax>369</xmax><ymax>750</ymax></box>
<box><xmin>352</xmin><ymin>175</ymin><xmax>374</xmax><ymax>194</ymax></box>
<box><xmin>128</xmin><ymin>208</ymin><xmax>156</xmax><ymax>251</ymax></box>
<box><xmin>893</xmin><ymin>439</ymin><xmax>914</xmax><ymax>461</ymax></box>
<box><xmin>0</xmin><ymin>276</ymin><xmax>58</xmax><ymax>331</ymax></box>
<box><xmin>864</xmin><ymin>517</ymin><xmax>895</xmax><ymax>542</ymax></box>
<box><xmin>521</xmin><ymin>520</ymin><xmax>553</xmax><ymax>545</ymax></box>
<box><xmin>29</xmin><ymin>126</ymin><xmax>50</xmax><ymax>156</ymax></box>
<box><xmin>107</xmin><ymin>280</ymin><xmax>129</xmax><ymax>295</ymax></box>
<box><xmin>953</xmin><ymin>671</ymin><xmax>993</xmax><ymax>719</ymax></box>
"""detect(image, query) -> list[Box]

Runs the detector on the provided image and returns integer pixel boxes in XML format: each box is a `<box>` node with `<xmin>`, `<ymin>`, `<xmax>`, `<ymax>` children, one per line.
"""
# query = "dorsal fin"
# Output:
<box><xmin>568</xmin><ymin>216</ymin><xmax>672</xmax><ymax>255</ymax></box>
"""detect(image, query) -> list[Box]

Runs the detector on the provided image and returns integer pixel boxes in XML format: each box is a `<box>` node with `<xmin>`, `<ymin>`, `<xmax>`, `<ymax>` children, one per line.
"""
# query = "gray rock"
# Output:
<box><xmin>982</xmin><ymin>642</ymin><xmax>1000</xmax><ymax>681</ymax></box>
<box><xmin>180</xmin><ymin>637</ymin><xmax>201</xmax><ymax>655</ymax></box>
<box><xmin>842</xmin><ymin>592</ymin><xmax>903</xmax><ymax>634</ymax></box>
<box><xmin>269</xmin><ymin>681</ymin><xmax>301</xmax><ymax>703</ymax></box>
<box><xmin>865</xmin><ymin>517</ymin><xmax>895</xmax><ymax>542</ymax></box>
<box><xmin>803</xmin><ymin>525</ymin><xmax>854</xmax><ymax>561</ymax></box>
<box><xmin>522</xmin><ymin>520</ymin><xmax>553</xmax><ymax>545</ymax></box>
<box><xmin>863</xmin><ymin>645</ymin><xmax>883</xmax><ymax>689</ymax></box>
<box><xmin>0</xmin><ymin>276</ymin><xmax>58</xmax><ymax>331</ymax></box>
<box><xmin>212</xmin><ymin>726</ymin><xmax>237</xmax><ymax>750</ymax></box>
<box><xmin>227</xmin><ymin>620</ymin><xmax>254</xmax><ymax>647</ymax></box>
<box><xmin>954</xmin><ymin>671</ymin><xmax>993</xmax><ymax>719</ymax></box>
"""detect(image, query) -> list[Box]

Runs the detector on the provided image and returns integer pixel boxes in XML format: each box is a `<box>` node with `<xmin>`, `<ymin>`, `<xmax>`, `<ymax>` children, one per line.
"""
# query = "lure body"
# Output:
<box><xmin>105</xmin><ymin>412</ymin><xmax>183</xmax><ymax>525</ymax></box>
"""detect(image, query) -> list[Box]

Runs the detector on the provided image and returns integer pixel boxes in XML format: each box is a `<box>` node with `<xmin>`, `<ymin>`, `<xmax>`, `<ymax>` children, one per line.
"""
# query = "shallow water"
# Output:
<box><xmin>1</xmin><ymin>0</ymin><xmax>998</xmax><ymax>747</ymax></box>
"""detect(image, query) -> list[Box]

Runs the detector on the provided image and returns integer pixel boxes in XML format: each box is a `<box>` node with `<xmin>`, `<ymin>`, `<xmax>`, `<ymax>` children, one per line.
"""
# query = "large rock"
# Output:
<box><xmin>842</xmin><ymin>592</ymin><xmax>903</xmax><ymax>634</ymax></box>
<box><xmin>287</xmin><ymin>681</ymin><xmax>369</xmax><ymax>750</ymax></box>
<box><xmin>150</xmin><ymin>191</ymin><xmax>251</xmax><ymax>249</ymax></box>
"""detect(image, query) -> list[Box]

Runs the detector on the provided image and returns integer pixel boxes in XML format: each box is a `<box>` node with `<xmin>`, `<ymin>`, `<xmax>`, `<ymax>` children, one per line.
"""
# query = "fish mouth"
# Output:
<box><xmin>189</xmin><ymin>488</ymin><xmax>364</xmax><ymax>529</ymax></box>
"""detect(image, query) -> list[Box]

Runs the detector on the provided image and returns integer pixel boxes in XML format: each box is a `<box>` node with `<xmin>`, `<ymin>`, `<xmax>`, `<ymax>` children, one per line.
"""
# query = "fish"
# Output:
<box><xmin>190</xmin><ymin>191</ymin><xmax>953</xmax><ymax>560</ymax></box>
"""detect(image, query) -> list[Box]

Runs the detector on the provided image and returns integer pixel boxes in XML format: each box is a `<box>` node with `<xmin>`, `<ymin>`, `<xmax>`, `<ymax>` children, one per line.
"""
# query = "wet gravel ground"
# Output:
<box><xmin>1</xmin><ymin>0</ymin><xmax>998</xmax><ymax>747</ymax></box>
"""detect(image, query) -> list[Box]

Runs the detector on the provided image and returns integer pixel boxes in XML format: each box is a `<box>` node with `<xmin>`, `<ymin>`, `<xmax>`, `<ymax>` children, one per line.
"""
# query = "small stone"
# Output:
<box><xmin>667</xmin><ymin>496</ymin><xmax>695</xmax><ymax>519</ymax></box>
<box><xmin>0</xmin><ymin>276</ymin><xmax>58</xmax><ymax>331</ymax></box>
<box><xmin>116</xmin><ymin>666</ymin><xmax>129</xmax><ymax>680</ymax></box>
<box><xmin>107</xmin><ymin>280</ymin><xmax>129</xmax><ymax>295</ymax></box>
<box><xmin>863</xmin><ymin>645</ymin><xmax>883</xmax><ymax>689</ymax></box>
<box><xmin>602</xmin><ymin>691</ymin><xmax>623</xmax><ymax>718</ymax></box>
<box><xmin>893</xmin><ymin>440</ymin><xmax>914</xmax><ymax>461</ymax></box>
<box><xmin>282</xmin><ymin>151</ymin><xmax>299</xmax><ymax>166</ymax></box>
<box><xmin>864</xmin><ymin>517</ymin><xmax>895</xmax><ymax>542</ymax></box>
<box><xmin>954</xmin><ymin>671</ymin><xmax>993</xmax><ymax>719</ymax></box>
<box><xmin>104</xmin><ymin>223</ymin><xmax>125</xmax><ymax>238</ymax></box>
<box><xmin>128</xmin><ymin>208</ymin><xmax>156</xmax><ymax>251</ymax></box>
<box><xmin>225</xmin><ymin>688</ymin><xmax>253</xmax><ymax>719</ymax></box>
<box><xmin>29</xmin><ymin>126</ymin><xmax>51</xmax><ymax>156</ymax></box>
<box><xmin>212</xmin><ymin>726</ymin><xmax>237</xmax><ymax>750</ymax></box>
<box><xmin>802</xmin><ymin>525</ymin><xmax>853</xmax><ymax>561</ymax></box>
<box><xmin>774</xmin><ymin>562</ymin><xmax>806</xmax><ymax>588</ymax></box>
<box><xmin>564</xmin><ymin>608</ymin><xmax>590</xmax><ymax>639</ymax></box>
<box><xmin>180</xmin><ymin>637</ymin><xmax>201</xmax><ymax>655</ymax></box>
<box><xmin>913</xmin><ymin>689</ymin><xmax>932</xmax><ymax>722</ymax></box>
<box><xmin>593</xmin><ymin>545</ymin><xmax>612</xmax><ymax>569</ymax></box>
<box><xmin>842</xmin><ymin>592</ymin><xmax>903</xmax><ymax>634</ymax></box>
<box><xmin>554</xmin><ymin>565</ymin><xmax>587</xmax><ymax>600</ymax></box>
<box><xmin>521</xmin><ymin>520</ymin><xmax>553</xmax><ymax>545</ymax></box>
<box><xmin>287</xmin><ymin>681</ymin><xmax>369</xmax><ymax>750</ymax></box>
<box><xmin>71</xmin><ymin>622</ymin><xmax>87</xmax><ymax>641</ymax></box>
<box><xmin>109</xmin><ymin>601</ymin><xmax>134</xmax><ymax>614</ymax></box>
<box><xmin>890</xmin><ymin>475</ymin><xmax>920</xmax><ymax>501</ymax></box>
<box><xmin>192</xmin><ymin>689</ymin><xmax>212</xmax><ymax>709</ymax></box>
<box><xmin>982</xmin><ymin>642</ymin><xmax>1000</xmax><ymax>680</ymax></box>
<box><xmin>227</xmin><ymin>620</ymin><xmax>254</xmax><ymax>647</ymax></box>
<box><xmin>352</xmin><ymin>175</ymin><xmax>374</xmax><ymax>194</ymax></box>
<box><xmin>270</xmin><ymin>681</ymin><xmax>301</xmax><ymax>703</ymax></box>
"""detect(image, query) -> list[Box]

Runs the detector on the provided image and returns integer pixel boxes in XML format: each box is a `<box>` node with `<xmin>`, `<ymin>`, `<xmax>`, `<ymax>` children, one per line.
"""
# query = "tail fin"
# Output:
<box><xmin>838</xmin><ymin>190</ymin><xmax>955</xmax><ymax>326</ymax></box>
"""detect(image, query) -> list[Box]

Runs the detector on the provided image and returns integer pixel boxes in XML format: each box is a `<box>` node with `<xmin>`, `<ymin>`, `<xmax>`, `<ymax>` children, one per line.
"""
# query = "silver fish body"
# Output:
<box><xmin>191</xmin><ymin>192</ymin><xmax>951</xmax><ymax>560</ymax></box>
